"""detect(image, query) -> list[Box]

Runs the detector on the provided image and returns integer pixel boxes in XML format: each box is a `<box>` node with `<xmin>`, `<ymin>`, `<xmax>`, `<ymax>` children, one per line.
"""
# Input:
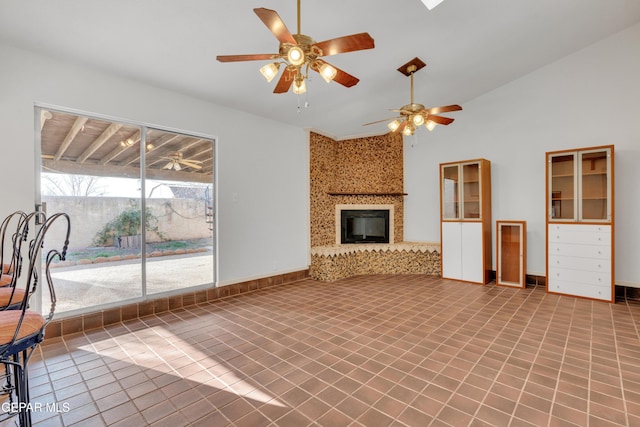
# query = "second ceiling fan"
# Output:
<box><xmin>216</xmin><ymin>0</ymin><xmax>374</xmax><ymax>94</ymax></box>
<box><xmin>162</xmin><ymin>152</ymin><xmax>203</xmax><ymax>171</ymax></box>
<box><xmin>364</xmin><ymin>57</ymin><xmax>462</xmax><ymax>136</ymax></box>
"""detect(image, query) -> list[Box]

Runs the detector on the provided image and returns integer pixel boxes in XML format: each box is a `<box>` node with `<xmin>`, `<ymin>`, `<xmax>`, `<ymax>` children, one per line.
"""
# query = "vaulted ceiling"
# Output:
<box><xmin>2</xmin><ymin>0</ymin><xmax>640</xmax><ymax>139</ymax></box>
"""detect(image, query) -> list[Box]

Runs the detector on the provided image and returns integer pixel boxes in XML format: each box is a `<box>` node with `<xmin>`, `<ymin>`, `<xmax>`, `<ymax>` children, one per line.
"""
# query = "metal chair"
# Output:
<box><xmin>0</xmin><ymin>212</ymin><xmax>70</xmax><ymax>426</ymax></box>
<box><xmin>0</xmin><ymin>211</ymin><xmax>28</xmax><ymax>289</ymax></box>
<box><xmin>0</xmin><ymin>212</ymin><xmax>31</xmax><ymax>311</ymax></box>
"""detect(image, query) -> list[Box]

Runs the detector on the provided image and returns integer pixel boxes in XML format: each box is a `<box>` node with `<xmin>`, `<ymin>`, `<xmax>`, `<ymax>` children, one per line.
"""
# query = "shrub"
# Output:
<box><xmin>94</xmin><ymin>207</ymin><xmax>165</xmax><ymax>246</ymax></box>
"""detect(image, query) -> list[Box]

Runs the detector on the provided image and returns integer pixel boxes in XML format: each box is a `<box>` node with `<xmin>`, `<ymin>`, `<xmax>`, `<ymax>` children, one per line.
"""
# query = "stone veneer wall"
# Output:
<box><xmin>310</xmin><ymin>131</ymin><xmax>405</xmax><ymax>247</ymax></box>
<box><xmin>310</xmin><ymin>243</ymin><xmax>441</xmax><ymax>281</ymax></box>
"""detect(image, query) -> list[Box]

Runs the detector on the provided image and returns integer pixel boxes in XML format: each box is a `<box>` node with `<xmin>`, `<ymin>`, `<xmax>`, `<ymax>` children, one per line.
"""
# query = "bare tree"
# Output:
<box><xmin>42</xmin><ymin>173</ymin><xmax>106</xmax><ymax>196</ymax></box>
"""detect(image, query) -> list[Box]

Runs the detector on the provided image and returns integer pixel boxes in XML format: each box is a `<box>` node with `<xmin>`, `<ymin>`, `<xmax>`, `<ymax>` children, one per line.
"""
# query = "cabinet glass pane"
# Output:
<box><xmin>442</xmin><ymin>165</ymin><xmax>459</xmax><ymax>219</ymax></box>
<box><xmin>550</xmin><ymin>154</ymin><xmax>575</xmax><ymax>220</ymax></box>
<box><xmin>499</xmin><ymin>225</ymin><xmax>521</xmax><ymax>284</ymax></box>
<box><xmin>580</xmin><ymin>150</ymin><xmax>608</xmax><ymax>221</ymax></box>
<box><xmin>462</xmin><ymin>163</ymin><xmax>481</xmax><ymax>219</ymax></box>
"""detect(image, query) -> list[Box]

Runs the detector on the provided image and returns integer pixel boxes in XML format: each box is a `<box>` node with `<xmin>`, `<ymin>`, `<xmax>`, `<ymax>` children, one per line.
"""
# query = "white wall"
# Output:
<box><xmin>0</xmin><ymin>43</ymin><xmax>309</xmax><ymax>286</ymax></box>
<box><xmin>405</xmin><ymin>23</ymin><xmax>640</xmax><ymax>285</ymax></box>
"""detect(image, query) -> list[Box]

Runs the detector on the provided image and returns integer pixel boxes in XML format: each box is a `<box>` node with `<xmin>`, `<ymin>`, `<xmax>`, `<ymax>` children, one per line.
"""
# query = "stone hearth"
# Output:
<box><xmin>310</xmin><ymin>242</ymin><xmax>441</xmax><ymax>282</ymax></box>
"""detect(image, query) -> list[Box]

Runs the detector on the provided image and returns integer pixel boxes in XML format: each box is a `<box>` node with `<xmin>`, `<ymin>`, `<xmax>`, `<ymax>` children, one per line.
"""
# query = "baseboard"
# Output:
<box><xmin>44</xmin><ymin>268</ymin><xmax>310</xmax><ymax>339</ymax></box>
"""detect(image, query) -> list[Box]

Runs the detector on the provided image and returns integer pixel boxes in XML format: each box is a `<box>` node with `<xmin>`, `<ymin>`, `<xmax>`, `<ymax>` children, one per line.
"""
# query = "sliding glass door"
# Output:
<box><xmin>37</xmin><ymin>107</ymin><xmax>216</xmax><ymax>316</ymax></box>
<box><xmin>143</xmin><ymin>128</ymin><xmax>215</xmax><ymax>295</ymax></box>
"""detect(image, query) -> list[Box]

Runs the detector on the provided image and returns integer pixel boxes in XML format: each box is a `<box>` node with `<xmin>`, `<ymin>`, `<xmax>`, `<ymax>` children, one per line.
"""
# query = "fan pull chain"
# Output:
<box><xmin>296</xmin><ymin>91</ymin><xmax>310</xmax><ymax>114</ymax></box>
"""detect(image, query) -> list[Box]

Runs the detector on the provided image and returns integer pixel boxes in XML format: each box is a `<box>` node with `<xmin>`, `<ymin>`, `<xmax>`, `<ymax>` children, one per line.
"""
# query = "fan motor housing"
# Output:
<box><xmin>401</xmin><ymin>103</ymin><xmax>427</xmax><ymax>114</ymax></box>
<box><xmin>279</xmin><ymin>34</ymin><xmax>321</xmax><ymax>60</ymax></box>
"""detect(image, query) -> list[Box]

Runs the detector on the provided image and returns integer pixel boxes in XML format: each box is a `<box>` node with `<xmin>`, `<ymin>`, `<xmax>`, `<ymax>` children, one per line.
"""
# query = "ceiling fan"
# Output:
<box><xmin>162</xmin><ymin>152</ymin><xmax>203</xmax><ymax>171</ymax></box>
<box><xmin>364</xmin><ymin>57</ymin><xmax>462</xmax><ymax>136</ymax></box>
<box><xmin>216</xmin><ymin>0</ymin><xmax>374</xmax><ymax>94</ymax></box>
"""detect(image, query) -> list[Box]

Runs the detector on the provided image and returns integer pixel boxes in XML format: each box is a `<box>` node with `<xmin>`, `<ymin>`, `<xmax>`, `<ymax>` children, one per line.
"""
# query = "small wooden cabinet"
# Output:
<box><xmin>440</xmin><ymin>159</ymin><xmax>492</xmax><ymax>284</ymax></box>
<box><xmin>546</xmin><ymin>145</ymin><xmax>614</xmax><ymax>302</ymax></box>
<box><xmin>496</xmin><ymin>221</ymin><xmax>526</xmax><ymax>288</ymax></box>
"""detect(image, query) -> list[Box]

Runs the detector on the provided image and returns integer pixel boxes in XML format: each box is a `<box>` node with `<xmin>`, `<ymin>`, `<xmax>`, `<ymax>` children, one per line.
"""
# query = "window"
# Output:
<box><xmin>37</xmin><ymin>107</ymin><xmax>216</xmax><ymax>316</ymax></box>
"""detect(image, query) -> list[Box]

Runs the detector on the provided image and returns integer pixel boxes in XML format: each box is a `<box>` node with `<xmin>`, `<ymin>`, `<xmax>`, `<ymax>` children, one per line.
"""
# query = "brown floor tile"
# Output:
<box><xmin>22</xmin><ymin>276</ymin><xmax>640</xmax><ymax>426</ymax></box>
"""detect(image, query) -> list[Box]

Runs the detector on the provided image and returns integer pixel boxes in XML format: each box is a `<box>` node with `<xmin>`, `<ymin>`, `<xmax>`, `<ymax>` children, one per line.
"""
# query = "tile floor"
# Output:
<box><xmin>19</xmin><ymin>275</ymin><xmax>640</xmax><ymax>426</ymax></box>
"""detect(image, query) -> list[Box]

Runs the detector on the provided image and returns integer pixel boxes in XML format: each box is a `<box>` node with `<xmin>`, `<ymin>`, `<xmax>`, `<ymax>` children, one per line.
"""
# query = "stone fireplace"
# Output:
<box><xmin>309</xmin><ymin>131</ymin><xmax>440</xmax><ymax>281</ymax></box>
<box><xmin>309</xmin><ymin>132</ymin><xmax>405</xmax><ymax>247</ymax></box>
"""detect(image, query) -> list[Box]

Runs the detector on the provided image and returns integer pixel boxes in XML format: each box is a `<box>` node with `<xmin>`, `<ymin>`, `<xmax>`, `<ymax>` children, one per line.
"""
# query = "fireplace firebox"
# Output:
<box><xmin>341</xmin><ymin>209</ymin><xmax>390</xmax><ymax>244</ymax></box>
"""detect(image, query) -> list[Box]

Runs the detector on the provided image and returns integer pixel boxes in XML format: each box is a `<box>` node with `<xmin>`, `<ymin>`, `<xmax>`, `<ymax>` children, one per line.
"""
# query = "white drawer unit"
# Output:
<box><xmin>547</xmin><ymin>223</ymin><xmax>613</xmax><ymax>302</ymax></box>
<box><xmin>546</xmin><ymin>146</ymin><xmax>614</xmax><ymax>303</ymax></box>
<box><xmin>547</xmin><ymin>279</ymin><xmax>612</xmax><ymax>301</ymax></box>
<box><xmin>548</xmin><ymin>267</ymin><xmax>611</xmax><ymax>287</ymax></box>
<box><xmin>548</xmin><ymin>225</ymin><xmax>611</xmax><ymax>246</ymax></box>
<box><xmin>548</xmin><ymin>243</ymin><xmax>611</xmax><ymax>259</ymax></box>
<box><xmin>548</xmin><ymin>255</ymin><xmax>611</xmax><ymax>273</ymax></box>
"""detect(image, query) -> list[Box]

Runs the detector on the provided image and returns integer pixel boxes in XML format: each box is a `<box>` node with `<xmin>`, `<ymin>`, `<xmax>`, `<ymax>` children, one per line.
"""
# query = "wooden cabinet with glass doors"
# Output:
<box><xmin>546</xmin><ymin>145</ymin><xmax>614</xmax><ymax>302</ymax></box>
<box><xmin>497</xmin><ymin>221</ymin><xmax>526</xmax><ymax>288</ymax></box>
<box><xmin>440</xmin><ymin>159</ymin><xmax>492</xmax><ymax>284</ymax></box>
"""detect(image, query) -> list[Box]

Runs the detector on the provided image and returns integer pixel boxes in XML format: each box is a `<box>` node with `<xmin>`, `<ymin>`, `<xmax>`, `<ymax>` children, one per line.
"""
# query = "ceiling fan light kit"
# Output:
<box><xmin>259</xmin><ymin>62</ymin><xmax>281</xmax><ymax>82</ymax></box>
<box><xmin>365</xmin><ymin>57</ymin><xmax>462</xmax><ymax>137</ymax></box>
<box><xmin>319</xmin><ymin>63</ymin><xmax>338</xmax><ymax>83</ymax></box>
<box><xmin>292</xmin><ymin>76</ymin><xmax>307</xmax><ymax>94</ymax></box>
<box><xmin>216</xmin><ymin>0</ymin><xmax>374</xmax><ymax>95</ymax></box>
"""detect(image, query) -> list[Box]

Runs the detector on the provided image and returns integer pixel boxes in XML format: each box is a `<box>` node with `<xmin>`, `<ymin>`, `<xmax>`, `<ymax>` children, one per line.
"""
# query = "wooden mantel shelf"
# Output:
<box><xmin>327</xmin><ymin>191</ymin><xmax>408</xmax><ymax>196</ymax></box>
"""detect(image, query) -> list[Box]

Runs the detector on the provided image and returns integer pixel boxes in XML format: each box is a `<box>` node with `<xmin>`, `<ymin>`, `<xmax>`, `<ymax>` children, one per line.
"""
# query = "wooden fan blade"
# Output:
<box><xmin>312</xmin><ymin>59</ymin><xmax>359</xmax><ymax>87</ymax></box>
<box><xmin>397</xmin><ymin>121</ymin><xmax>407</xmax><ymax>133</ymax></box>
<box><xmin>273</xmin><ymin>67</ymin><xmax>296</xmax><ymax>93</ymax></box>
<box><xmin>426</xmin><ymin>104</ymin><xmax>462</xmax><ymax>115</ymax></box>
<box><xmin>179</xmin><ymin>160</ymin><xmax>203</xmax><ymax>170</ymax></box>
<box><xmin>332</xmin><ymin>67</ymin><xmax>360</xmax><ymax>87</ymax></box>
<box><xmin>313</xmin><ymin>33</ymin><xmax>375</xmax><ymax>56</ymax></box>
<box><xmin>427</xmin><ymin>115</ymin><xmax>455</xmax><ymax>125</ymax></box>
<box><xmin>216</xmin><ymin>53</ymin><xmax>277</xmax><ymax>62</ymax></box>
<box><xmin>254</xmin><ymin>8</ymin><xmax>297</xmax><ymax>45</ymax></box>
<box><xmin>363</xmin><ymin>117</ymin><xmax>401</xmax><ymax>126</ymax></box>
